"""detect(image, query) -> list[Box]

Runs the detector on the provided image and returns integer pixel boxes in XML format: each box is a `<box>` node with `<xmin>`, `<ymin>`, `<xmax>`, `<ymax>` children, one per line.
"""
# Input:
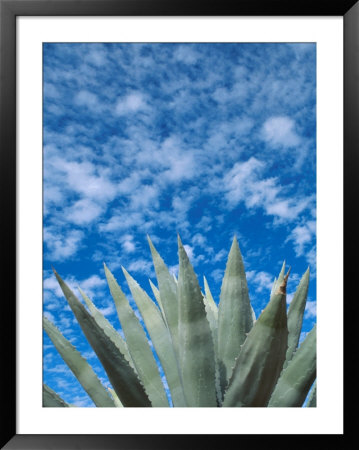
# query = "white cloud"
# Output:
<box><xmin>168</xmin><ymin>264</ymin><xmax>179</xmax><ymax>277</ymax></box>
<box><xmin>211</xmin><ymin>268</ymin><xmax>224</xmax><ymax>283</ymax></box>
<box><xmin>85</xmin><ymin>46</ymin><xmax>108</xmax><ymax>67</ymax></box>
<box><xmin>120</xmin><ymin>234</ymin><xmax>136</xmax><ymax>253</ymax></box>
<box><xmin>262</xmin><ymin>116</ymin><xmax>300</xmax><ymax>148</ymax></box>
<box><xmin>126</xmin><ymin>259</ymin><xmax>153</xmax><ymax>276</ymax></box>
<box><xmin>223</xmin><ymin>157</ymin><xmax>313</xmax><ymax>222</ymax></box>
<box><xmin>99</xmin><ymin>211</ymin><xmax>144</xmax><ymax>233</ymax></box>
<box><xmin>212</xmin><ymin>82</ymin><xmax>248</xmax><ymax>105</ymax></box>
<box><xmin>82</xmin><ymin>350</ymin><xmax>97</xmax><ymax>360</ymax></box>
<box><xmin>43</xmin><ymin>275</ymin><xmax>64</xmax><ymax>298</ymax></box>
<box><xmin>287</xmin><ymin>221</ymin><xmax>316</xmax><ymax>256</ymax></box>
<box><xmin>44</xmin><ymin>82</ymin><xmax>60</xmax><ymax>99</ymax></box>
<box><xmin>246</xmin><ymin>270</ymin><xmax>273</xmax><ymax>293</ymax></box>
<box><xmin>44</xmin><ymin>311</ymin><xmax>55</xmax><ymax>322</ymax></box>
<box><xmin>47</xmin><ymin>363</ymin><xmax>70</xmax><ymax>374</ymax></box>
<box><xmin>306</xmin><ymin>245</ymin><xmax>316</xmax><ymax>269</ymax></box>
<box><xmin>75</xmin><ymin>90</ymin><xmax>101</xmax><ymax>110</ymax></box>
<box><xmin>60</xmin><ymin>160</ymin><xmax>117</xmax><ymax>202</ymax></box>
<box><xmin>162</xmin><ymin>152</ymin><xmax>195</xmax><ymax>183</ymax></box>
<box><xmin>115</xmin><ymin>92</ymin><xmax>147</xmax><ymax>115</ymax></box>
<box><xmin>44</xmin><ymin>228</ymin><xmax>84</xmax><ymax>261</ymax></box>
<box><xmin>66</xmin><ymin>198</ymin><xmax>103</xmax><ymax>225</ymax></box>
<box><xmin>183</xmin><ymin>244</ymin><xmax>195</xmax><ymax>263</ymax></box>
<box><xmin>80</xmin><ymin>275</ymin><xmax>106</xmax><ymax>291</ymax></box>
<box><xmin>192</xmin><ymin>233</ymin><xmax>206</xmax><ymax>248</ymax></box>
<box><xmin>130</xmin><ymin>184</ymin><xmax>159</xmax><ymax>209</ymax></box>
<box><xmin>72</xmin><ymin>396</ymin><xmax>94</xmax><ymax>407</ymax></box>
<box><xmin>43</xmin><ymin>185</ymin><xmax>64</xmax><ymax>207</ymax></box>
<box><xmin>173</xmin><ymin>46</ymin><xmax>199</xmax><ymax>64</ymax></box>
<box><xmin>97</xmin><ymin>302</ymin><xmax>116</xmax><ymax>317</ymax></box>
<box><xmin>44</xmin><ymin>273</ymin><xmax>107</xmax><ymax>306</ymax></box>
<box><xmin>304</xmin><ymin>300</ymin><xmax>316</xmax><ymax>318</ymax></box>
<box><xmin>59</xmin><ymin>315</ymin><xmax>72</xmax><ymax>330</ymax></box>
<box><xmin>212</xmin><ymin>249</ymin><xmax>227</xmax><ymax>263</ymax></box>
<box><xmin>149</xmin><ymin>137</ymin><xmax>197</xmax><ymax>184</ymax></box>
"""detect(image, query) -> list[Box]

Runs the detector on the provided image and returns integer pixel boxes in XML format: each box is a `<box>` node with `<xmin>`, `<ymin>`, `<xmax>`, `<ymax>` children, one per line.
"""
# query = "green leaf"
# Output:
<box><xmin>104</xmin><ymin>264</ymin><xmax>169</xmax><ymax>407</ymax></box>
<box><xmin>177</xmin><ymin>235</ymin><xmax>217</xmax><ymax>407</ymax></box>
<box><xmin>53</xmin><ymin>270</ymin><xmax>151</xmax><ymax>407</ymax></box>
<box><xmin>250</xmin><ymin>305</ymin><xmax>257</xmax><ymax>323</ymax></box>
<box><xmin>43</xmin><ymin>316</ymin><xmax>115</xmax><ymax>407</ymax></box>
<box><xmin>268</xmin><ymin>325</ymin><xmax>316</xmax><ymax>407</ymax></box>
<box><xmin>43</xmin><ymin>384</ymin><xmax>69</xmax><ymax>407</ymax></box>
<box><xmin>270</xmin><ymin>261</ymin><xmax>286</xmax><ymax>299</ymax></box>
<box><xmin>203</xmin><ymin>276</ymin><xmax>218</xmax><ymax>315</ymax></box>
<box><xmin>203</xmin><ymin>277</ymin><xmax>219</xmax><ymax>344</ymax></box>
<box><xmin>107</xmin><ymin>387</ymin><xmax>124</xmax><ymax>407</ymax></box>
<box><xmin>270</xmin><ymin>277</ymin><xmax>277</xmax><ymax>298</ymax></box>
<box><xmin>147</xmin><ymin>235</ymin><xmax>179</xmax><ymax>357</ymax></box>
<box><xmin>148</xmin><ymin>279</ymin><xmax>167</xmax><ymax>325</ymax></box>
<box><xmin>306</xmin><ymin>380</ymin><xmax>317</xmax><ymax>407</ymax></box>
<box><xmin>217</xmin><ymin>236</ymin><xmax>253</xmax><ymax>397</ymax></box>
<box><xmin>122</xmin><ymin>267</ymin><xmax>187</xmax><ymax>407</ymax></box>
<box><xmin>223</xmin><ymin>271</ymin><xmax>289</xmax><ymax>407</ymax></box>
<box><xmin>78</xmin><ymin>287</ymin><xmax>136</xmax><ymax>372</ymax></box>
<box><xmin>283</xmin><ymin>268</ymin><xmax>310</xmax><ymax>369</ymax></box>
<box><xmin>203</xmin><ymin>276</ymin><xmax>221</xmax><ymax>405</ymax></box>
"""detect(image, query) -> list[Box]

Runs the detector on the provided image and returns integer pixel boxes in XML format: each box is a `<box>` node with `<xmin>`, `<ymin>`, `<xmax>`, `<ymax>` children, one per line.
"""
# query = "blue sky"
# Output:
<box><xmin>43</xmin><ymin>43</ymin><xmax>316</xmax><ymax>407</ymax></box>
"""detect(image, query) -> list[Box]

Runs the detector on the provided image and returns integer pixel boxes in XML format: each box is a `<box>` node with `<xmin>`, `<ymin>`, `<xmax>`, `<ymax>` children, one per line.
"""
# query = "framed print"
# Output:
<box><xmin>1</xmin><ymin>0</ymin><xmax>356</xmax><ymax>448</ymax></box>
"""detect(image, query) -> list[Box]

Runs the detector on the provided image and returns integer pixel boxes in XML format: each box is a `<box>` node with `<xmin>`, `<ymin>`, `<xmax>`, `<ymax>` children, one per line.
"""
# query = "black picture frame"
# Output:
<box><xmin>1</xmin><ymin>1</ymin><xmax>356</xmax><ymax>448</ymax></box>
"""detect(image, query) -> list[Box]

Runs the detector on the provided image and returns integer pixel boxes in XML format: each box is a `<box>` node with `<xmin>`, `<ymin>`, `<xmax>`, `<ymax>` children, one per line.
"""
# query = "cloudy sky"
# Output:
<box><xmin>43</xmin><ymin>43</ymin><xmax>316</xmax><ymax>407</ymax></box>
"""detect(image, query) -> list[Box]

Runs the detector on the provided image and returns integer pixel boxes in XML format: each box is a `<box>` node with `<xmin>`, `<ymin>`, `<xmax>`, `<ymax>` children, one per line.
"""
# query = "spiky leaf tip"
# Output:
<box><xmin>284</xmin><ymin>267</ymin><xmax>310</xmax><ymax>368</ymax></box>
<box><xmin>177</xmin><ymin>235</ymin><xmax>217</xmax><ymax>407</ymax></box>
<box><xmin>43</xmin><ymin>384</ymin><xmax>70</xmax><ymax>407</ymax></box>
<box><xmin>43</xmin><ymin>315</ymin><xmax>115</xmax><ymax>407</ymax></box>
<box><xmin>268</xmin><ymin>324</ymin><xmax>316</xmax><ymax>407</ymax></box>
<box><xmin>223</xmin><ymin>271</ymin><xmax>290</xmax><ymax>407</ymax></box>
<box><xmin>53</xmin><ymin>269</ymin><xmax>151</xmax><ymax>407</ymax></box>
<box><xmin>104</xmin><ymin>263</ymin><xmax>169</xmax><ymax>407</ymax></box>
<box><xmin>122</xmin><ymin>267</ymin><xmax>186</xmax><ymax>407</ymax></box>
<box><xmin>217</xmin><ymin>236</ymin><xmax>253</xmax><ymax>397</ymax></box>
<box><xmin>147</xmin><ymin>235</ymin><xmax>179</xmax><ymax>357</ymax></box>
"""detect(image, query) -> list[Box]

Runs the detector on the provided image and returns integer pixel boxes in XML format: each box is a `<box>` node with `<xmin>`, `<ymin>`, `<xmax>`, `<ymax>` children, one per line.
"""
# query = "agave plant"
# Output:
<box><xmin>43</xmin><ymin>235</ymin><xmax>316</xmax><ymax>408</ymax></box>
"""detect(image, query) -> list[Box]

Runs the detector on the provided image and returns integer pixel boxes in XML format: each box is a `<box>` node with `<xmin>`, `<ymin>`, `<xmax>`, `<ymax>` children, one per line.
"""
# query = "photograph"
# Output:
<box><xmin>2</xmin><ymin>0</ymin><xmax>354</xmax><ymax>446</ymax></box>
<box><xmin>42</xmin><ymin>42</ymin><xmax>317</xmax><ymax>409</ymax></box>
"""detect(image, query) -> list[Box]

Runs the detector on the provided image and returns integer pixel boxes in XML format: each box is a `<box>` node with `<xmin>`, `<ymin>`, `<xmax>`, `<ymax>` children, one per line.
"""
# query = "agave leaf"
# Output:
<box><xmin>270</xmin><ymin>276</ymin><xmax>277</xmax><ymax>298</ymax></box>
<box><xmin>223</xmin><ymin>271</ymin><xmax>289</xmax><ymax>407</ymax></box>
<box><xmin>149</xmin><ymin>279</ymin><xmax>160</xmax><ymax>303</ymax></box>
<box><xmin>306</xmin><ymin>380</ymin><xmax>317</xmax><ymax>407</ymax></box>
<box><xmin>43</xmin><ymin>316</ymin><xmax>115</xmax><ymax>407</ymax></box>
<box><xmin>268</xmin><ymin>325</ymin><xmax>316</xmax><ymax>407</ymax></box>
<box><xmin>202</xmin><ymin>277</ymin><xmax>218</xmax><ymax>361</ymax></box>
<box><xmin>283</xmin><ymin>268</ymin><xmax>310</xmax><ymax>369</ymax></box>
<box><xmin>107</xmin><ymin>387</ymin><xmax>124</xmax><ymax>407</ymax></box>
<box><xmin>43</xmin><ymin>383</ymin><xmax>69</xmax><ymax>407</ymax></box>
<box><xmin>203</xmin><ymin>277</ymin><xmax>218</xmax><ymax>333</ymax></box>
<box><xmin>53</xmin><ymin>270</ymin><xmax>151</xmax><ymax>407</ymax></box>
<box><xmin>271</xmin><ymin>261</ymin><xmax>286</xmax><ymax>296</ymax></box>
<box><xmin>147</xmin><ymin>236</ymin><xmax>179</xmax><ymax>357</ymax></box>
<box><xmin>149</xmin><ymin>279</ymin><xmax>167</xmax><ymax>325</ymax></box>
<box><xmin>203</xmin><ymin>276</ymin><xmax>221</xmax><ymax>405</ymax></box>
<box><xmin>177</xmin><ymin>235</ymin><xmax>217</xmax><ymax>407</ymax></box>
<box><xmin>104</xmin><ymin>264</ymin><xmax>169</xmax><ymax>407</ymax></box>
<box><xmin>250</xmin><ymin>305</ymin><xmax>257</xmax><ymax>323</ymax></box>
<box><xmin>78</xmin><ymin>287</ymin><xmax>136</xmax><ymax>372</ymax></box>
<box><xmin>203</xmin><ymin>276</ymin><xmax>218</xmax><ymax>315</ymax></box>
<box><xmin>278</xmin><ymin>261</ymin><xmax>286</xmax><ymax>283</ymax></box>
<box><xmin>122</xmin><ymin>267</ymin><xmax>187</xmax><ymax>407</ymax></box>
<box><xmin>217</xmin><ymin>236</ymin><xmax>253</xmax><ymax>397</ymax></box>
